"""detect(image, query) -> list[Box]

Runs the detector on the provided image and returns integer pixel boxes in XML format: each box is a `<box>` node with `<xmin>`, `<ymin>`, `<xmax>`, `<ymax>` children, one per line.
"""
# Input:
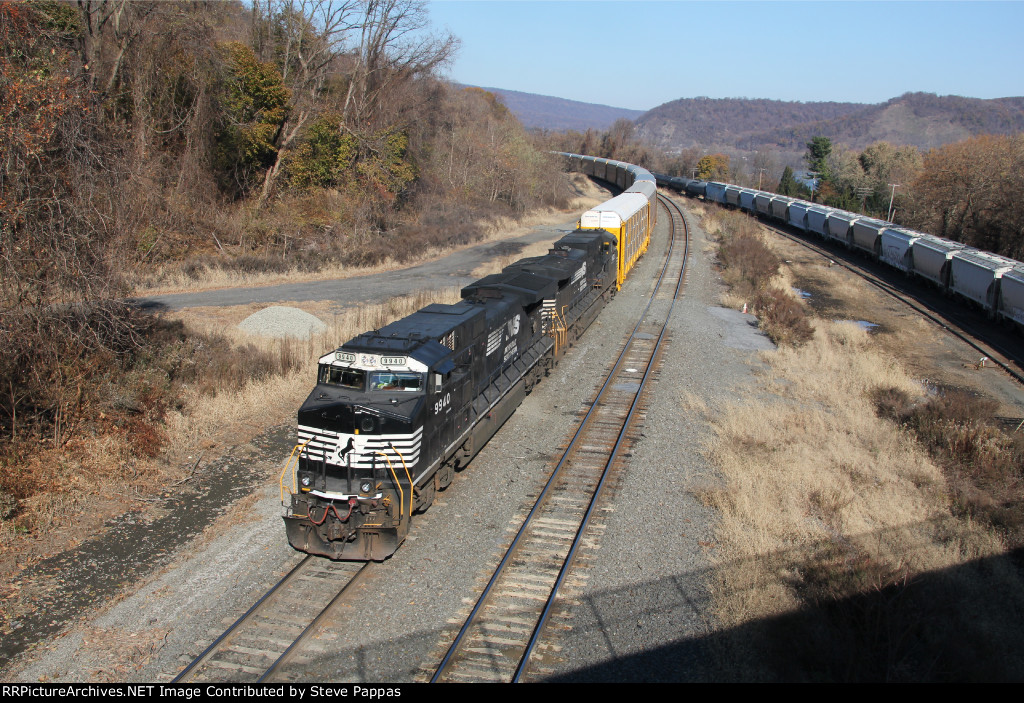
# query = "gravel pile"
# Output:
<box><xmin>238</xmin><ymin>305</ymin><xmax>326</xmax><ymax>339</ymax></box>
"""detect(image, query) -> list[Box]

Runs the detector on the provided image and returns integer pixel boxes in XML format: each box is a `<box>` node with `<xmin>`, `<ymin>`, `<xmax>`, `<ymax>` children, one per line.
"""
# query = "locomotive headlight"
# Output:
<box><xmin>300</xmin><ymin>474</ymin><xmax>311</xmax><ymax>487</ymax></box>
<box><xmin>360</xmin><ymin>417</ymin><xmax>375</xmax><ymax>433</ymax></box>
<box><xmin>360</xmin><ymin>480</ymin><xmax>374</xmax><ymax>494</ymax></box>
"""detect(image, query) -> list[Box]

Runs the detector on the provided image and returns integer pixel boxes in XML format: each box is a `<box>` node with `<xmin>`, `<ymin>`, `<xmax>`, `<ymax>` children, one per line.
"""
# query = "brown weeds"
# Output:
<box><xmin>696</xmin><ymin>200</ymin><xmax>1024</xmax><ymax>679</ymax></box>
<box><xmin>872</xmin><ymin>386</ymin><xmax>1024</xmax><ymax>550</ymax></box>
<box><xmin>706</xmin><ymin>208</ymin><xmax>814</xmax><ymax>346</ymax></box>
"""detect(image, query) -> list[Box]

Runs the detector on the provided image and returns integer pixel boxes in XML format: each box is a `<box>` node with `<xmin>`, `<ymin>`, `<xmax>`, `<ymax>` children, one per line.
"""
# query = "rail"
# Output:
<box><xmin>427</xmin><ymin>193</ymin><xmax>688</xmax><ymax>683</ymax></box>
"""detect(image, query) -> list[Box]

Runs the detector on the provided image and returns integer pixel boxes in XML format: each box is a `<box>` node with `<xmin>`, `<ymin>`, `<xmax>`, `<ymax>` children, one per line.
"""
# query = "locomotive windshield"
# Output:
<box><xmin>369</xmin><ymin>371</ymin><xmax>423</xmax><ymax>392</ymax></box>
<box><xmin>318</xmin><ymin>365</ymin><xmax>423</xmax><ymax>393</ymax></box>
<box><xmin>319</xmin><ymin>365</ymin><xmax>366</xmax><ymax>390</ymax></box>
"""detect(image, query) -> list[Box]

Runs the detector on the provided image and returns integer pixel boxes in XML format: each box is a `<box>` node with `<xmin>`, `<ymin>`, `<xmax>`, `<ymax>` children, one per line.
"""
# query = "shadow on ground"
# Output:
<box><xmin>294</xmin><ymin>520</ymin><xmax>1024</xmax><ymax>682</ymax></box>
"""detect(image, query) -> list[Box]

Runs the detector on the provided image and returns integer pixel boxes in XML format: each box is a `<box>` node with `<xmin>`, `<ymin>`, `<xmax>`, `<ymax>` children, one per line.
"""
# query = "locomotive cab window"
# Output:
<box><xmin>320</xmin><ymin>365</ymin><xmax>366</xmax><ymax>390</ymax></box>
<box><xmin>369</xmin><ymin>371</ymin><xmax>424</xmax><ymax>392</ymax></box>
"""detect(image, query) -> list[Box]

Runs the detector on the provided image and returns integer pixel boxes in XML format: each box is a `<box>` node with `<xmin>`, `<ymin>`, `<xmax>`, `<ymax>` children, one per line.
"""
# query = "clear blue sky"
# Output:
<box><xmin>426</xmin><ymin>1</ymin><xmax>1024</xmax><ymax>110</ymax></box>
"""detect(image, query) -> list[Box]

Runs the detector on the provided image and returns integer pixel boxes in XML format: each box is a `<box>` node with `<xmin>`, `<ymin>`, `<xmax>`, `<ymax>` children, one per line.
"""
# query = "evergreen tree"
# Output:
<box><xmin>777</xmin><ymin>166</ymin><xmax>798</xmax><ymax>196</ymax></box>
<box><xmin>805</xmin><ymin>136</ymin><xmax>833</xmax><ymax>184</ymax></box>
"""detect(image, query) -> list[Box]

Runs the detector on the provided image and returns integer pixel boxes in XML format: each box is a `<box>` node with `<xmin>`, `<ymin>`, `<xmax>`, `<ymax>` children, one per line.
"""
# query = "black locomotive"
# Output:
<box><xmin>283</xmin><ymin>229</ymin><xmax>620</xmax><ymax>560</ymax></box>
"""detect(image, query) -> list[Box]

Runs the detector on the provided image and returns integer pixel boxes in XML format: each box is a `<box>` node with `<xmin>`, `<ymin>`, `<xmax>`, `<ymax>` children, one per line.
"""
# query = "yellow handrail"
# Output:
<box><xmin>372</xmin><ymin>451</ymin><xmax>405</xmax><ymax>522</ymax></box>
<box><xmin>554</xmin><ymin>305</ymin><xmax>569</xmax><ymax>354</ymax></box>
<box><xmin>388</xmin><ymin>443</ymin><xmax>413</xmax><ymax>519</ymax></box>
<box><xmin>279</xmin><ymin>437</ymin><xmax>313</xmax><ymax>503</ymax></box>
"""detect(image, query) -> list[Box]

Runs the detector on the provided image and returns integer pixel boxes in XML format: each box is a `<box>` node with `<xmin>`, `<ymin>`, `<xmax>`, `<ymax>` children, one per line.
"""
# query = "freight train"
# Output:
<box><xmin>655</xmin><ymin>174</ymin><xmax>1024</xmax><ymax>326</ymax></box>
<box><xmin>280</xmin><ymin>154</ymin><xmax>655</xmax><ymax>560</ymax></box>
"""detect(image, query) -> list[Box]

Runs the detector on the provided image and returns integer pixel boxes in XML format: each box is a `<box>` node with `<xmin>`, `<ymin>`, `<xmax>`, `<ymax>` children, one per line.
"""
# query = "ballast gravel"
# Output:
<box><xmin>7</xmin><ymin>196</ymin><xmax>774</xmax><ymax>683</ymax></box>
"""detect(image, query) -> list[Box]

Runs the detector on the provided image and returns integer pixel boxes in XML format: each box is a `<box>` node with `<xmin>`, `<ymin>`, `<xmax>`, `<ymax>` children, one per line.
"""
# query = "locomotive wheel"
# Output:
<box><xmin>436</xmin><ymin>462</ymin><xmax>454</xmax><ymax>490</ymax></box>
<box><xmin>414</xmin><ymin>477</ymin><xmax>436</xmax><ymax>513</ymax></box>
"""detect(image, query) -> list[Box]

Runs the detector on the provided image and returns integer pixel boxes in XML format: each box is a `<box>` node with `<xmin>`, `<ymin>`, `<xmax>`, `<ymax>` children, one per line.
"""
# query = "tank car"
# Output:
<box><xmin>685</xmin><ymin>179</ymin><xmax>707</xmax><ymax>198</ymax></box>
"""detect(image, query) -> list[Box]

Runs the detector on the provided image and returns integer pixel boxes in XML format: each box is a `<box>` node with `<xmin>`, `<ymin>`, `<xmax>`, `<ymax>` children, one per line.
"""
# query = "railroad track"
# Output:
<box><xmin>761</xmin><ymin>219</ymin><xmax>1024</xmax><ymax>386</ymax></box>
<box><xmin>422</xmin><ymin>194</ymin><xmax>689</xmax><ymax>683</ymax></box>
<box><xmin>172</xmin><ymin>557</ymin><xmax>370</xmax><ymax>682</ymax></box>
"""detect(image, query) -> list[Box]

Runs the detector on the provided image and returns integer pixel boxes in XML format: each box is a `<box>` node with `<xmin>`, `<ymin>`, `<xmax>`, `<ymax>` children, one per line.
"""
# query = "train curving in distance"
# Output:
<box><xmin>280</xmin><ymin>154</ymin><xmax>656</xmax><ymax>560</ymax></box>
<box><xmin>655</xmin><ymin>173</ymin><xmax>1024</xmax><ymax>328</ymax></box>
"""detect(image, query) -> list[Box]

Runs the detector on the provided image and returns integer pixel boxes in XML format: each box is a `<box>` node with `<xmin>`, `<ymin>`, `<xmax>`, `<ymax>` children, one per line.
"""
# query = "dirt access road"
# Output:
<box><xmin>135</xmin><ymin>224</ymin><xmax>576</xmax><ymax>313</ymax></box>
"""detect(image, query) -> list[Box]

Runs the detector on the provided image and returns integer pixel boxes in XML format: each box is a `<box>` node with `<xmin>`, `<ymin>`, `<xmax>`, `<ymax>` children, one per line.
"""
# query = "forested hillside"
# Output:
<box><xmin>637</xmin><ymin>97</ymin><xmax>865</xmax><ymax>150</ymax></box>
<box><xmin>753</xmin><ymin>93</ymin><xmax>1024</xmax><ymax>152</ymax></box>
<box><xmin>638</xmin><ymin>93</ymin><xmax>1024</xmax><ymax>153</ymax></box>
<box><xmin>0</xmin><ymin>0</ymin><xmax>570</xmax><ymax>531</ymax></box>
<box><xmin>475</xmin><ymin>86</ymin><xmax>645</xmax><ymax>131</ymax></box>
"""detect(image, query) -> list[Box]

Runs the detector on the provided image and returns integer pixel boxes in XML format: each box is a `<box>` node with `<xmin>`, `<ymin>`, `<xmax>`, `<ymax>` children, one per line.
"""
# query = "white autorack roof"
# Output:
<box><xmin>580</xmin><ymin>193</ymin><xmax>647</xmax><ymax>229</ymax></box>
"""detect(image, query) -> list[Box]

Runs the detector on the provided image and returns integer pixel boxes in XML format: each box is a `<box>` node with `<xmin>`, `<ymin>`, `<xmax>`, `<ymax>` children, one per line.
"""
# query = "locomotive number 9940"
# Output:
<box><xmin>281</xmin><ymin>153</ymin><xmax>656</xmax><ymax>560</ymax></box>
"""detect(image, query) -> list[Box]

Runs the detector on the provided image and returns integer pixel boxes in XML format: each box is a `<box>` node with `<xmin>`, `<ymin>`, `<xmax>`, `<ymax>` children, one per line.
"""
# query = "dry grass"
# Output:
<box><xmin>690</xmin><ymin>198</ymin><xmax>1024</xmax><ymax>679</ymax></box>
<box><xmin>697</xmin><ymin>216</ymin><xmax>1024</xmax><ymax>687</ymax></box>
<box><xmin>691</xmin><ymin>200</ymin><xmax>1024</xmax><ymax>679</ymax></box>
<box><xmin>872</xmin><ymin>387</ymin><xmax>1024</xmax><ymax>549</ymax></box>
<box><xmin>704</xmin><ymin>206</ymin><xmax>814</xmax><ymax>345</ymax></box>
<box><xmin>703</xmin><ymin>321</ymin><xmax>1024</xmax><ymax>680</ymax></box>
<box><xmin>708</xmin><ymin>322</ymin><xmax>957</xmax><ymax>583</ymax></box>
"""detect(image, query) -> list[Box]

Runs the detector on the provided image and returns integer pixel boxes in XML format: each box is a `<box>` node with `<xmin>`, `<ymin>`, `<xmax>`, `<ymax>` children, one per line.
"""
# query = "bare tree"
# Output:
<box><xmin>77</xmin><ymin>0</ymin><xmax>155</xmax><ymax>96</ymax></box>
<box><xmin>340</xmin><ymin>0</ymin><xmax>457</xmax><ymax>129</ymax></box>
<box><xmin>253</xmin><ymin>0</ymin><xmax>457</xmax><ymax>205</ymax></box>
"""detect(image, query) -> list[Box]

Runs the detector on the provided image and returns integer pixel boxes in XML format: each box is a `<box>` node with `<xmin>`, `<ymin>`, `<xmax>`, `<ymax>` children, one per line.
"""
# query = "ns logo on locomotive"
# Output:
<box><xmin>280</xmin><ymin>153</ymin><xmax>656</xmax><ymax>560</ymax></box>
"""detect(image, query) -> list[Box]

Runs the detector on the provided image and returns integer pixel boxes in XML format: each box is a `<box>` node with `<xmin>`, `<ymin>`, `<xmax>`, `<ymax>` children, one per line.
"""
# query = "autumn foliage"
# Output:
<box><xmin>903</xmin><ymin>134</ymin><xmax>1024</xmax><ymax>260</ymax></box>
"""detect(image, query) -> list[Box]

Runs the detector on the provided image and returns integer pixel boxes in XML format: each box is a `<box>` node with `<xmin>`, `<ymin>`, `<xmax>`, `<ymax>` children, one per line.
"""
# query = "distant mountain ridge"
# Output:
<box><xmin>638</xmin><ymin>92</ymin><xmax>1024</xmax><ymax>152</ymax></box>
<box><xmin>469</xmin><ymin>85</ymin><xmax>645</xmax><ymax>131</ymax></box>
<box><xmin>637</xmin><ymin>96</ymin><xmax>865</xmax><ymax>150</ymax></box>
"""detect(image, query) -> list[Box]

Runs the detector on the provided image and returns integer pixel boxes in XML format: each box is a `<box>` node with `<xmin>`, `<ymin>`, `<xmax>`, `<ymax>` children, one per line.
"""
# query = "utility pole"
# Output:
<box><xmin>887</xmin><ymin>183</ymin><xmax>900</xmax><ymax>221</ymax></box>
